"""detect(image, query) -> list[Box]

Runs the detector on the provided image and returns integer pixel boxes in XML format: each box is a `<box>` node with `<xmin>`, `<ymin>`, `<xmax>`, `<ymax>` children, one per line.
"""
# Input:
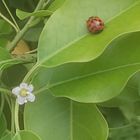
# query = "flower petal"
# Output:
<box><xmin>27</xmin><ymin>84</ymin><xmax>34</xmax><ymax>92</ymax></box>
<box><xmin>20</xmin><ymin>83</ymin><xmax>28</xmax><ymax>89</ymax></box>
<box><xmin>26</xmin><ymin>93</ymin><xmax>35</xmax><ymax>102</ymax></box>
<box><xmin>17</xmin><ymin>96</ymin><xmax>26</xmax><ymax>105</ymax></box>
<box><xmin>12</xmin><ymin>87</ymin><xmax>21</xmax><ymax>95</ymax></box>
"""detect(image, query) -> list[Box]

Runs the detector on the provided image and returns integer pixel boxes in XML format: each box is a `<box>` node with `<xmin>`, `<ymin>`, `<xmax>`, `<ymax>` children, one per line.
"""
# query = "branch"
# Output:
<box><xmin>7</xmin><ymin>0</ymin><xmax>46</xmax><ymax>52</ymax></box>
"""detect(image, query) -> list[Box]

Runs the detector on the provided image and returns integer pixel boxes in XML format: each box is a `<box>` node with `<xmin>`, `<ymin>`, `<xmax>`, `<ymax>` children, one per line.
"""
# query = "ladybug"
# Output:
<box><xmin>86</xmin><ymin>16</ymin><xmax>104</xmax><ymax>33</ymax></box>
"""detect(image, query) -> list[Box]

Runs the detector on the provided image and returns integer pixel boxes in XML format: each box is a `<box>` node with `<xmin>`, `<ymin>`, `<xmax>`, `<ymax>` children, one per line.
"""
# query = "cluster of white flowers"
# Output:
<box><xmin>12</xmin><ymin>83</ymin><xmax>35</xmax><ymax>105</ymax></box>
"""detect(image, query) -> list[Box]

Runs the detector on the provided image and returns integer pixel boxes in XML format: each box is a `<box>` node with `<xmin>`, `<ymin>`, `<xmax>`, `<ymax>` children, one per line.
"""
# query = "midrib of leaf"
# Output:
<box><xmin>38</xmin><ymin>0</ymin><xmax>140</xmax><ymax>66</ymax></box>
<box><xmin>69</xmin><ymin>101</ymin><xmax>94</xmax><ymax>140</ymax></box>
<box><xmin>49</xmin><ymin>62</ymin><xmax>140</xmax><ymax>88</ymax></box>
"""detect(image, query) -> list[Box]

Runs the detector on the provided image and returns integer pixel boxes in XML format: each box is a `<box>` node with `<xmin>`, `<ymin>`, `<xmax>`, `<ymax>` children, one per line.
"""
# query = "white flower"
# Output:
<box><xmin>12</xmin><ymin>83</ymin><xmax>35</xmax><ymax>105</ymax></box>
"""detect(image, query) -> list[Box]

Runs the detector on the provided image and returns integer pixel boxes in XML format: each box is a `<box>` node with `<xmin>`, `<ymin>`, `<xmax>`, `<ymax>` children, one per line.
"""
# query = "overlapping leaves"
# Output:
<box><xmin>38</xmin><ymin>0</ymin><xmax>140</xmax><ymax>67</ymax></box>
<box><xmin>38</xmin><ymin>32</ymin><xmax>140</xmax><ymax>103</ymax></box>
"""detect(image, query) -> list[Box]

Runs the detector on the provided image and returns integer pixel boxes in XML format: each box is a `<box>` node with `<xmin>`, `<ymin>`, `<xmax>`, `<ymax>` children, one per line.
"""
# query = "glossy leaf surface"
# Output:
<box><xmin>25</xmin><ymin>92</ymin><xmax>108</xmax><ymax>140</ymax></box>
<box><xmin>38</xmin><ymin>0</ymin><xmax>140</xmax><ymax>67</ymax></box>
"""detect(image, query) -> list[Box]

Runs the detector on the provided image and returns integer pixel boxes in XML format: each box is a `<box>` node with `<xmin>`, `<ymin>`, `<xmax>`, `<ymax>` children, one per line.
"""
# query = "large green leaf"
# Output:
<box><xmin>41</xmin><ymin>32</ymin><xmax>140</xmax><ymax>103</ymax></box>
<box><xmin>38</xmin><ymin>0</ymin><xmax>140</xmax><ymax>67</ymax></box>
<box><xmin>24</xmin><ymin>92</ymin><xmax>108</xmax><ymax>140</ymax></box>
<box><xmin>12</xmin><ymin>131</ymin><xmax>41</xmax><ymax>140</ymax></box>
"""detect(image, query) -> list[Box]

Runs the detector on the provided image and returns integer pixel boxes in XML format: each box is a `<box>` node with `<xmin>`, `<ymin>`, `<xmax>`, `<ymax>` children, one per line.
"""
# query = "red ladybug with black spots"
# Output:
<box><xmin>86</xmin><ymin>16</ymin><xmax>104</xmax><ymax>33</ymax></box>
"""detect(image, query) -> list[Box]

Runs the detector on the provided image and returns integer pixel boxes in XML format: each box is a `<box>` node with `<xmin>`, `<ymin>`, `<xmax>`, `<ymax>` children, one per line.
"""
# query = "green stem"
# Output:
<box><xmin>4</xmin><ymin>95</ymin><xmax>12</xmax><ymax>110</ymax></box>
<box><xmin>0</xmin><ymin>12</ymin><xmax>18</xmax><ymax>32</ymax></box>
<box><xmin>43</xmin><ymin>0</ymin><xmax>51</xmax><ymax>8</ymax></box>
<box><xmin>8</xmin><ymin>0</ymin><xmax>46</xmax><ymax>52</ymax></box>
<box><xmin>11</xmin><ymin>100</ymin><xmax>15</xmax><ymax>133</ymax></box>
<box><xmin>14</xmin><ymin>64</ymin><xmax>39</xmax><ymax>133</ymax></box>
<box><xmin>15</xmin><ymin>101</ymin><xmax>19</xmax><ymax>132</ymax></box>
<box><xmin>25</xmin><ymin>49</ymin><xmax>37</xmax><ymax>54</ymax></box>
<box><xmin>2</xmin><ymin>0</ymin><xmax>20</xmax><ymax>32</ymax></box>
<box><xmin>23</xmin><ymin>64</ymin><xmax>39</xmax><ymax>82</ymax></box>
<box><xmin>13</xmin><ymin>0</ymin><xmax>46</xmax><ymax>132</ymax></box>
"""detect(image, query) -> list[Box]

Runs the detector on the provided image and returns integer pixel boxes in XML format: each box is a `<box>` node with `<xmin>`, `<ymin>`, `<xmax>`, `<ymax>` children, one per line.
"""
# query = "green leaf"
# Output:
<box><xmin>38</xmin><ymin>0</ymin><xmax>140</xmax><ymax>67</ymax></box>
<box><xmin>12</xmin><ymin>131</ymin><xmax>41</xmax><ymax>140</ymax></box>
<box><xmin>44</xmin><ymin>32</ymin><xmax>140</xmax><ymax>103</ymax></box>
<box><xmin>16</xmin><ymin>9</ymin><xmax>53</xmax><ymax>20</ymax></box>
<box><xmin>24</xmin><ymin>92</ymin><xmax>108</xmax><ymax>140</ymax></box>
<box><xmin>100</xmin><ymin>72</ymin><xmax>140</xmax><ymax>107</ymax></box>
<box><xmin>0</xmin><ymin>19</ymin><xmax>12</xmax><ymax>36</ymax></box>
<box><xmin>0</xmin><ymin>48</ymin><xmax>10</xmax><ymax>61</ymax></box>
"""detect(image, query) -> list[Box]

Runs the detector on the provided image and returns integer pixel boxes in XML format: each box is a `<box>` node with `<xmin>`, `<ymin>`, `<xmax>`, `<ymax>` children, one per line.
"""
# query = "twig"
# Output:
<box><xmin>0</xmin><ymin>12</ymin><xmax>19</xmax><ymax>32</ymax></box>
<box><xmin>7</xmin><ymin>0</ymin><xmax>46</xmax><ymax>52</ymax></box>
<box><xmin>2</xmin><ymin>0</ymin><xmax>20</xmax><ymax>32</ymax></box>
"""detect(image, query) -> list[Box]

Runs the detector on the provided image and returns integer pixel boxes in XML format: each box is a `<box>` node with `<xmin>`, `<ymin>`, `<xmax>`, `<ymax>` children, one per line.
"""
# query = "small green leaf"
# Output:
<box><xmin>16</xmin><ymin>9</ymin><xmax>53</xmax><ymax>20</ymax></box>
<box><xmin>24</xmin><ymin>92</ymin><xmax>108</xmax><ymax>140</ymax></box>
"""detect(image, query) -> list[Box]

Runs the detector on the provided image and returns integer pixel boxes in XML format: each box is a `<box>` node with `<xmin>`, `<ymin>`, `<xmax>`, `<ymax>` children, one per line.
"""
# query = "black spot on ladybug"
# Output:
<box><xmin>86</xmin><ymin>16</ymin><xmax>104</xmax><ymax>33</ymax></box>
